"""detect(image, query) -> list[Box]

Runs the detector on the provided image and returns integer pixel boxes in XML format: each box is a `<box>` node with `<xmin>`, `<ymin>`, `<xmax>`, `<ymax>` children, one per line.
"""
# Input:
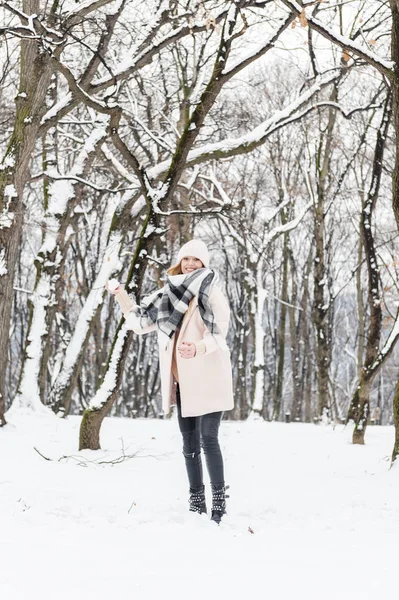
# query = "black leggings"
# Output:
<box><xmin>176</xmin><ymin>385</ymin><xmax>224</xmax><ymax>490</ymax></box>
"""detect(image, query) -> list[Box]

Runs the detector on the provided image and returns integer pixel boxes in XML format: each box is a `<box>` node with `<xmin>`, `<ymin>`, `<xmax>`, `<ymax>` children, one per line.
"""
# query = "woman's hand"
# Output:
<box><xmin>178</xmin><ymin>341</ymin><xmax>196</xmax><ymax>359</ymax></box>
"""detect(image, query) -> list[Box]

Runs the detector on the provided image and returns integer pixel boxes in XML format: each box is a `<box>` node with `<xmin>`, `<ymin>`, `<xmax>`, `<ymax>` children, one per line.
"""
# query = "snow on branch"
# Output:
<box><xmin>101</xmin><ymin>144</ymin><xmax>139</xmax><ymax>184</ymax></box>
<box><xmin>371</xmin><ymin>308</ymin><xmax>399</xmax><ymax>371</ymax></box>
<box><xmin>279</xmin><ymin>0</ymin><xmax>394</xmax><ymax>78</ymax></box>
<box><xmin>263</xmin><ymin>198</ymin><xmax>313</xmax><ymax>247</ymax></box>
<box><xmin>313</xmin><ymin>100</ymin><xmax>385</xmax><ymax>119</ymax></box>
<box><xmin>89</xmin><ymin>324</ymin><xmax>128</xmax><ymax>411</ymax></box>
<box><xmin>217</xmin><ymin>184</ymin><xmax>312</xmax><ymax>268</ymax></box>
<box><xmin>40</xmin><ymin>93</ymin><xmax>74</xmax><ymax>127</ymax></box>
<box><xmin>48</xmin><ymin>227</ymin><xmax>123</xmax><ymax>411</ymax></box>
<box><xmin>51</xmin><ymin>56</ymin><xmax>118</xmax><ymax>115</ymax></box>
<box><xmin>91</xmin><ymin>5</ymin><xmax>185</xmax><ymax>91</ymax></box>
<box><xmin>90</xmin><ymin>0</ymin><xmax>270</xmax><ymax>93</ymax></box>
<box><xmin>148</xmin><ymin>68</ymin><xmax>342</xmax><ymax>179</ymax></box>
<box><xmin>46</xmin><ymin>118</ymin><xmax>110</xmax><ymax>217</ymax></box>
<box><xmin>200</xmin><ymin>171</ymin><xmax>233</xmax><ymax>207</ymax></box>
<box><xmin>1</xmin><ymin>1</ymin><xmax>64</xmax><ymax>42</ymax></box>
<box><xmin>64</xmin><ymin>0</ymin><xmax>119</xmax><ymax>23</ymax></box>
<box><xmin>222</xmin><ymin>12</ymin><xmax>296</xmax><ymax>78</ymax></box>
<box><xmin>33</xmin><ymin>173</ymin><xmax>128</xmax><ymax>195</ymax></box>
<box><xmin>217</xmin><ymin>212</ymin><xmax>246</xmax><ymax>249</ymax></box>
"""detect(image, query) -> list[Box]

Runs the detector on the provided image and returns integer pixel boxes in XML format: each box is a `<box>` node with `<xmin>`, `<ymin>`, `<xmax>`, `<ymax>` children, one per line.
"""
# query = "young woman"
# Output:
<box><xmin>107</xmin><ymin>239</ymin><xmax>234</xmax><ymax>524</ymax></box>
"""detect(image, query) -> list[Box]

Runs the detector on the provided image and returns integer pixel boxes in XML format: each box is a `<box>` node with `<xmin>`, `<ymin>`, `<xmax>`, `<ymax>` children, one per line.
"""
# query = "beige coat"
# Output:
<box><xmin>121</xmin><ymin>286</ymin><xmax>234</xmax><ymax>417</ymax></box>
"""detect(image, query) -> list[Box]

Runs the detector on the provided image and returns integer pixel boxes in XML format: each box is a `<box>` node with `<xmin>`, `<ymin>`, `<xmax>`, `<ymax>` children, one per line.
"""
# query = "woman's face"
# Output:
<box><xmin>181</xmin><ymin>256</ymin><xmax>204</xmax><ymax>274</ymax></box>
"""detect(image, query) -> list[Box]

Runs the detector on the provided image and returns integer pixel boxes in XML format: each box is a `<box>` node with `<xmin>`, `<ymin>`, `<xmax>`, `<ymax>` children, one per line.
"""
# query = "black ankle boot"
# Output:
<box><xmin>210</xmin><ymin>484</ymin><xmax>229</xmax><ymax>525</ymax></box>
<box><xmin>189</xmin><ymin>485</ymin><xmax>207</xmax><ymax>514</ymax></box>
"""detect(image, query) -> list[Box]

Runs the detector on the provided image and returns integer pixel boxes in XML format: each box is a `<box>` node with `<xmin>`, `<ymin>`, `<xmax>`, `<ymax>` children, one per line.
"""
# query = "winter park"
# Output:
<box><xmin>2</xmin><ymin>1</ymin><xmax>399</xmax><ymax>599</ymax></box>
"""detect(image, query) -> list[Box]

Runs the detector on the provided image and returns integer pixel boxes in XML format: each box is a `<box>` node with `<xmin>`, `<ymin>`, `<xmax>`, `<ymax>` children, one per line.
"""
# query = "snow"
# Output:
<box><xmin>0</xmin><ymin>248</ymin><xmax>7</xmax><ymax>276</ymax></box>
<box><xmin>93</xmin><ymin>1</ymin><xmax>229</xmax><ymax>91</ymax></box>
<box><xmin>107</xmin><ymin>278</ymin><xmax>121</xmax><ymax>291</ymax></box>
<box><xmin>90</xmin><ymin>325</ymin><xmax>128</xmax><ymax>410</ymax></box>
<box><xmin>0</xmin><ymin>185</ymin><xmax>17</xmax><ymax>229</ymax></box>
<box><xmin>1</xmin><ymin>414</ymin><xmax>398</xmax><ymax>600</ymax></box>
<box><xmin>94</xmin><ymin>12</ymin><xmax>179</xmax><ymax>88</ymax></box>
<box><xmin>11</xmin><ymin>274</ymin><xmax>53</xmax><ymax>414</ymax></box>
<box><xmin>63</xmin><ymin>0</ymin><xmax>109</xmax><ymax>18</ymax></box>
<box><xmin>223</xmin><ymin>38</ymin><xmax>275</xmax><ymax>76</ymax></box>
<box><xmin>280</xmin><ymin>0</ymin><xmax>394</xmax><ymax>72</ymax></box>
<box><xmin>39</xmin><ymin>122</ymin><xmax>109</xmax><ymax>259</ymax></box>
<box><xmin>47</xmin><ymin>120</ymin><xmax>108</xmax><ymax>217</ymax></box>
<box><xmin>0</xmin><ymin>154</ymin><xmax>15</xmax><ymax>170</ymax></box>
<box><xmin>101</xmin><ymin>144</ymin><xmax>139</xmax><ymax>183</ymax></box>
<box><xmin>4</xmin><ymin>183</ymin><xmax>17</xmax><ymax>199</ymax></box>
<box><xmin>41</xmin><ymin>93</ymin><xmax>73</xmax><ymax>125</ymax></box>
<box><xmin>374</xmin><ymin>309</ymin><xmax>399</xmax><ymax>364</ymax></box>
<box><xmin>148</xmin><ymin>69</ymin><xmax>341</xmax><ymax>179</ymax></box>
<box><xmin>48</xmin><ymin>229</ymin><xmax>123</xmax><ymax>407</ymax></box>
<box><xmin>310</xmin><ymin>15</ymin><xmax>394</xmax><ymax>72</ymax></box>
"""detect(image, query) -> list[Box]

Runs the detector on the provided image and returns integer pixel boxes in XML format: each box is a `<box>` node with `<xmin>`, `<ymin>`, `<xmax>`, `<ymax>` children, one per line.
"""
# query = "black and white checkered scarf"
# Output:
<box><xmin>137</xmin><ymin>268</ymin><xmax>220</xmax><ymax>345</ymax></box>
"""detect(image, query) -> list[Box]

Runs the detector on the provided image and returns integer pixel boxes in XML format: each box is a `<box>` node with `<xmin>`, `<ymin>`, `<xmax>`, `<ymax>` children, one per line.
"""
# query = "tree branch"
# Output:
<box><xmin>279</xmin><ymin>0</ymin><xmax>394</xmax><ymax>79</ymax></box>
<box><xmin>148</xmin><ymin>68</ymin><xmax>344</xmax><ymax>179</ymax></box>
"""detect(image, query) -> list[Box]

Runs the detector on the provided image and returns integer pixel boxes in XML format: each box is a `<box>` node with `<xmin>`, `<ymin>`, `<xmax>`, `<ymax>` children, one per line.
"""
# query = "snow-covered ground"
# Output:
<box><xmin>1</xmin><ymin>413</ymin><xmax>398</xmax><ymax>600</ymax></box>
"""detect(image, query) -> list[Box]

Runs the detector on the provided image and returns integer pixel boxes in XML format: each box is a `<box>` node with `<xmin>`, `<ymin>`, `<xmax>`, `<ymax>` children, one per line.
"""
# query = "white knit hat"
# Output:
<box><xmin>175</xmin><ymin>239</ymin><xmax>210</xmax><ymax>268</ymax></box>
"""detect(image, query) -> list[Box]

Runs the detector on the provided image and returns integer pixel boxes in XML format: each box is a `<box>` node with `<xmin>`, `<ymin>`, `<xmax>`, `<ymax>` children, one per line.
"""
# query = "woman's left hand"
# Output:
<box><xmin>178</xmin><ymin>341</ymin><xmax>196</xmax><ymax>359</ymax></box>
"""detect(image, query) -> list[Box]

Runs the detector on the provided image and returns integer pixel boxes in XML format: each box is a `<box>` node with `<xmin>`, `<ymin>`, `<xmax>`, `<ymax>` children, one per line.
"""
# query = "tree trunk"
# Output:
<box><xmin>79</xmin><ymin>324</ymin><xmax>135</xmax><ymax>450</ymax></box>
<box><xmin>0</xmin><ymin>0</ymin><xmax>55</xmax><ymax>420</ymax></box>
<box><xmin>273</xmin><ymin>231</ymin><xmax>289</xmax><ymax>420</ymax></box>
<box><xmin>313</xmin><ymin>86</ymin><xmax>339</xmax><ymax>420</ymax></box>
<box><xmin>12</xmin><ymin>127</ymin><xmax>108</xmax><ymax>412</ymax></box>
<box><xmin>78</xmin><ymin>12</ymin><xmax>263</xmax><ymax>444</ymax></box>
<box><xmin>47</xmin><ymin>192</ymin><xmax>144</xmax><ymax>414</ymax></box>
<box><xmin>391</xmin><ymin>1</ymin><xmax>399</xmax><ymax>227</ymax></box>
<box><xmin>251</xmin><ymin>261</ymin><xmax>267</xmax><ymax>416</ymax></box>
<box><xmin>389</xmin><ymin>1</ymin><xmax>399</xmax><ymax>462</ymax></box>
<box><xmin>313</xmin><ymin>211</ymin><xmax>330</xmax><ymax>419</ymax></box>
<box><xmin>48</xmin><ymin>231</ymin><xmax>123</xmax><ymax>415</ymax></box>
<box><xmin>0</xmin><ymin>395</ymin><xmax>6</xmax><ymax>425</ymax></box>
<box><xmin>392</xmin><ymin>375</ymin><xmax>399</xmax><ymax>462</ymax></box>
<box><xmin>356</xmin><ymin>226</ymin><xmax>365</xmax><ymax>380</ymax></box>
<box><xmin>79</xmin><ymin>403</ymin><xmax>110</xmax><ymax>451</ymax></box>
<box><xmin>302</xmin><ymin>251</ymin><xmax>313</xmax><ymax>423</ymax></box>
<box><xmin>347</xmin><ymin>94</ymin><xmax>391</xmax><ymax>443</ymax></box>
<box><xmin>350</xmin><ymin>375</ymin><xmax>372</xmax><ymax>445</ymax></box>
<box><xmin>237</xmin><ymin>321</ymin><xmax>249</xmax><ymax>419</ymax></box>
<box><xmin>78</xmin><ymin>210</ymin><xmax>159</xmax><ymax>449</ymax></box>
<box><xmin>288</xmin><ymin>244</ymin><xmax>302</xmax><ymax>421</ymax></box>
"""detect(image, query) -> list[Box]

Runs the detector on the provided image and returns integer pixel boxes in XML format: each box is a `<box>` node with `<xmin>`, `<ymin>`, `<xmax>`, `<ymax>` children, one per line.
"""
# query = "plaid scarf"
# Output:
<box><xmin>137</xmin><ymin>268</ymin><xmax>220</xmax><ymax>345</ymax></box>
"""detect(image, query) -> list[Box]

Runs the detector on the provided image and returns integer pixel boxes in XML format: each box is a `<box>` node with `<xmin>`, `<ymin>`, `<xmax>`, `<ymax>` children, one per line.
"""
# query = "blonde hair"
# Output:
<box><xmin>166</xmin><ymin>262</ymin><xmax>182</xmax><ymax>276</ymax></box>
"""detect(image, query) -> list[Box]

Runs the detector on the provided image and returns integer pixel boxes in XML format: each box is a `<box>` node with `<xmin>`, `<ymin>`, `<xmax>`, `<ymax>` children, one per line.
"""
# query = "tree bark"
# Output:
<box><xmin>356</xmin><ymin>226</ymin><xmax>365</xmax><ymax>380</ymax></box>
<box><xmin>13</xmin><ymin>126</ymin><xmax>108</xmax><ymax>412</ymax></box>
<box><xmin>79</xmin><ymin>330</ymin><xmax>134</xmax><ymax>450</ymax></box>
<box><xmin>346</xmin><ymin>94</ymin><xmax>391</xmax><ymax>444</ymax></box>
<box><xmin>389</xmin><ymin>1</ymin><xmax>399</xmax><ymax>461</ymax></box>
<box><xmin>273</xmin><ymin>229</ymin><xmax>289</xmax><ymax>420</ymax></box>
<box><xmin>288</xmin><ymin>242</ymin><xmax>302</xmax><ymax>421</ymax></box>
<box><xmin>392</xmin><ymin>376</ymin><xmax>399</xmax><ymax>462</ymax></box>
<box><xmin>302</xmin><ymin>251</ymin><xmax>313</xmax><ymax>422</ymax></box>
<box><xmin>312</xmin><ymin>85</ymin><xmax>339</xmax><ymax>420</ymax></box>
<box><xmin>390</xmin><ymin>1</ymin><xmax>399</xmax><ymax>227</ymax></box>
<box><xmin>78</xmin><ymin>208</ymin><xmax>158</xmax><ymax>449</ymax></box>
<box><xmin>0</xmin><ymin>0</ymin><xmax>55</xmax><ymax>422</ymax></box>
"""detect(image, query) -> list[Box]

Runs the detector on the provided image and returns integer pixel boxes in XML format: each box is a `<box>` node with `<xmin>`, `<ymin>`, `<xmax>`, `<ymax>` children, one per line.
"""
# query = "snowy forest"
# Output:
<box><xmin>1</xmin><ymin>0</ymin><xmax>399</xmax><ymax>456</ymax></box>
